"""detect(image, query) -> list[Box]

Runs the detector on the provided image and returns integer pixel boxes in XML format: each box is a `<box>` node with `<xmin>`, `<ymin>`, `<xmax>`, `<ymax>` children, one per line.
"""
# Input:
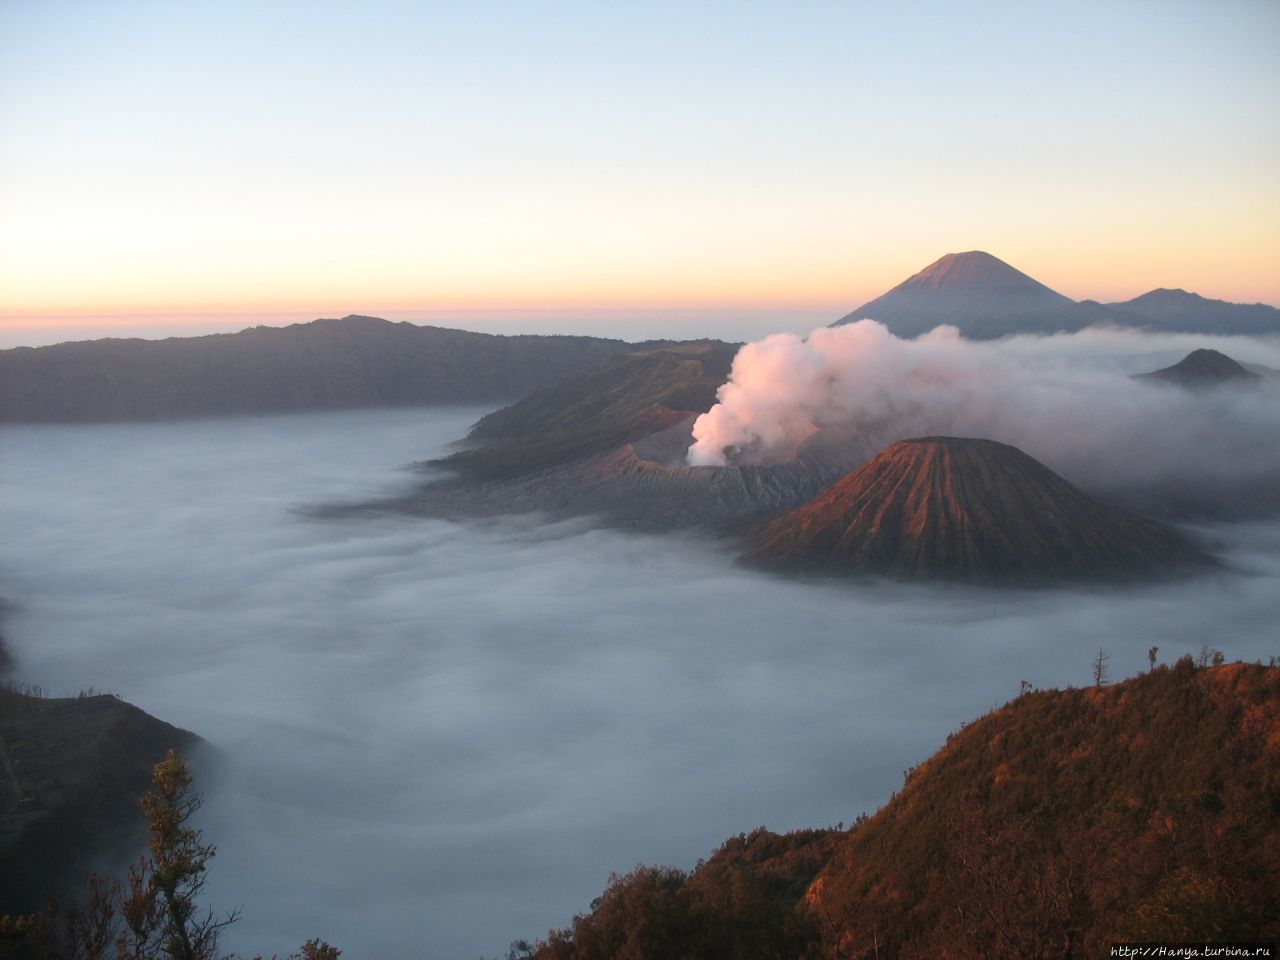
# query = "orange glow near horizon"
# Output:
<box><xmin>3</xmin><ymin>3</ymin><xmax>1277</xmax><ymax>335</ymax></box>
<box><xmin>3</xmin><ymin>249</ymin><xmax>1278</xmax><ymax>327</ymax></box>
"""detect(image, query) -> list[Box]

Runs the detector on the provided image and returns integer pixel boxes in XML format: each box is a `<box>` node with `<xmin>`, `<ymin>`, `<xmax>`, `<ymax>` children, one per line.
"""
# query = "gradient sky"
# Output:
<box><xmin>1</xmin><ymin>0</ymin><xmax>1278</xmax><ymax>343</ymax></box>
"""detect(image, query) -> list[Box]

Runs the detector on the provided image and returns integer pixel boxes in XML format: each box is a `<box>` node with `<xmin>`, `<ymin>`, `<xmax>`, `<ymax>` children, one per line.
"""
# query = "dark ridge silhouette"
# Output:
<box><xmin>746</xmin><ymin>437</ymin><xmax>1210</xmax><ymax>582</ymax></box>
<box><xmin>524</xmin><ymin>662</ymin><xmax>1280</xmax><ymax>959</ymax></box>
<box><xmin>832</xmin><ymin>251</ymin><xmax>1088</xmax><ymax>339</ymax></box>
<box><xmin>1107</xmin><ymin>288</ymin><xmax>1280</xmax><ymax>335</ymax></box>
<box><xmin>0</xmin><ymin>689</ymin><xmax>199</xmax><ymax>910</ymax></box>
<box><xmin>1134</xmin><ymin>347</ymin><xmax>1262</xmax><ymax>389</ymax></box>
<box><xmin>0</xmin><ymin>316</ymin><xmax>630</xmax><ymax>423</ymax></box>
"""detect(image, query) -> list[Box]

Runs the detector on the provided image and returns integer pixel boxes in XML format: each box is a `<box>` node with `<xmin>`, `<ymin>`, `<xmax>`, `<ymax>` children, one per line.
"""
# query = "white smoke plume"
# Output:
<box><xmin>687</xmin><ymin>321</ymin><xmax>1280</xmax><ymax>493</ymax></box>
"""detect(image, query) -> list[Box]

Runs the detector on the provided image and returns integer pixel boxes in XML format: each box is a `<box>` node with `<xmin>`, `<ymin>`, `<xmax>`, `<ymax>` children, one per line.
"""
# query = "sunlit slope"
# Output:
<box><xmin>809</xmin><ymin>660</ymin><xmax>1280</xmax><ymax>956</ymax></box>
<box><xmin>524</xmin><ymin>662</ymin><xmax>1280</xmax><ymax>958</ymax></box>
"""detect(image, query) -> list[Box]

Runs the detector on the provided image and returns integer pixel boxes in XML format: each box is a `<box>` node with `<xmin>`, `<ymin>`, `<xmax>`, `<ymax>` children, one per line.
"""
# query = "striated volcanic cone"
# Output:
<box><xmin>745</xmin><ymin>437</ymin><xmax>1210</xmax><ymax>583</ymax></box>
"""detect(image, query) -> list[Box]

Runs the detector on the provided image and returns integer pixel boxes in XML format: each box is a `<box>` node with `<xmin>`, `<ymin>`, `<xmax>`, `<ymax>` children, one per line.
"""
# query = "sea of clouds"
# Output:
<box><xmin>1</xmin><ymin>399</ymin><xmax>1277</xmax><ymax>958</ymax></box>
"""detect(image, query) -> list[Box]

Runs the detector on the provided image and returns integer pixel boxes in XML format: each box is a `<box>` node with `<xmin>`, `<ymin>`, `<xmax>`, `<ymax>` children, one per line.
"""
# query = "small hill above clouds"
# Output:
<box><xmin>1134</xmin><ymin>347</ymin><xmax>1262</xmax><ymax>389</ymax></box>
<box><xmin>0</xmin><ymin>316</ymin><xmax>630</xmax><ymax>422</ymax></box>
<box><xmin>832</xmin><ymin>251</ymin><xmax>1089</xmax><ymax>339</ymax></box>
<box><xmin>746</xmin><ymin>437</ymin><xmax>1211</xmax><ymax>583</ymax></box>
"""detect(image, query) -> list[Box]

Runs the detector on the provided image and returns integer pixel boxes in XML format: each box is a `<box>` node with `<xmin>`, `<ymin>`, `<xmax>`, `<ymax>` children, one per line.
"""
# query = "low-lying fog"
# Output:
<box><xmin>1</xmin><ymin>407</ymin><xmax>1277</xmax><ymax>959</ymax></box>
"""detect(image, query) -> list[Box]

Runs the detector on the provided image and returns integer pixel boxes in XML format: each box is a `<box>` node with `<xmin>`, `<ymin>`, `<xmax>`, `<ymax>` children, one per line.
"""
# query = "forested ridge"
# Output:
<box><xmin>521</xmin><ymin>659</ymin><xmax>1280</xmax><ymax>959</ymax></box>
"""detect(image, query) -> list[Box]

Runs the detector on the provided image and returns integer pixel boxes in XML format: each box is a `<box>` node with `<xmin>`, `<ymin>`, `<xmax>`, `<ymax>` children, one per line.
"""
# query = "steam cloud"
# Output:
<box><xmin>688</xmin><ymin>321</ymin><xmax>1280</xmax><ymax>495</ymax></box>
<box><xmin>1</xmin><ymin>405</ymin><xmax>1278</xmax><ymax>958</ymax></box>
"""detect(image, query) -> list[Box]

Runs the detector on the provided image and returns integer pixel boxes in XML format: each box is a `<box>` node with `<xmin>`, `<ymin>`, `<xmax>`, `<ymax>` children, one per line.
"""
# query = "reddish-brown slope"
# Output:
<box><xmin>808</xmin><ymin>661</ymin><xmax>1280</xmax><ymax>958</ymax></box>
<box><xmin>747</xmin><ymin>436</ymin><xmax>1209</xmax><ymax>582</ymax></box>
<box><xmin>521</xmin><ymin>662</ymin><xmax>1280</xmax><ymax>959</ymax></box>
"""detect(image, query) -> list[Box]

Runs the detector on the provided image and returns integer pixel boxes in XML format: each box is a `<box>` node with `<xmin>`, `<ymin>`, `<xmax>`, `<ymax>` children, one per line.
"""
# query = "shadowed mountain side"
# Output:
<box><xmin>523</xmin><ymin>662</ymin><xmax>1280</xmax><ymax>959</ymax></box>
<box><xmin>0</xmin><ymin>690</ymin><xmax>200</xmax><ymax>911</ymax></box>
<box><xmin>1134</xmin><ymin>347</ymin><xmax>1261</xmax><ymax>389</ymax></box>
<box><xmin>1243</xmin><ymin>361</ymin><xmax>1280</xmax><ymax>378</ymax></box>
<box><xmin>435</xmin><ymin>342</ymin><xmax>738</xmax><ymax>482</ymax></box>
<box><xmin>746</xmin><ymin>437</ymin><xmax>1212</xmax><ymax>583</ymax></box>
<box><xmin>0</xmin><ymin>600</ymin><xmax>11</xmax><ymax>673</ymax></box>
<box><xmin>1107</xmin><ymin>288</ymin><xmax>1280</xmax><ymax>335</ymax></box>
<box><xmin>377</xmin><ymin>417</ymin><xmax>883</xmax><ymax>533</ymax></box>
<box><xmin>0</xmin><ymin>316</ymin><xmax>630</xmax><ymax>423</ymax></box>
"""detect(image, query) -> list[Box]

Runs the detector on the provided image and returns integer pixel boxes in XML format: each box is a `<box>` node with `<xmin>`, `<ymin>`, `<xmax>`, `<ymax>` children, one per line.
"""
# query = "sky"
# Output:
<box><xmin>2</xmin><ymin>0</ymin><xmax>1278</xmax><ymax>345</ymax></box>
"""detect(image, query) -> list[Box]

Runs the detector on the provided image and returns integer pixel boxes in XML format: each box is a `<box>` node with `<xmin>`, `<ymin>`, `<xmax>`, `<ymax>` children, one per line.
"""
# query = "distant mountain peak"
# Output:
<box><xmin>1127</xmin><ymin>288</ymin><xmax>1201</xmax><ymax>305</ymax></box>
<box><xmin>903</xmin><ymin>251</ymin><xmax>1058</xmax><ymax>292</ymax></box>
<box><xmin>833</xmin><ymin>252</ymin><xmax>1081</xmax><ymax>339</ymax></box>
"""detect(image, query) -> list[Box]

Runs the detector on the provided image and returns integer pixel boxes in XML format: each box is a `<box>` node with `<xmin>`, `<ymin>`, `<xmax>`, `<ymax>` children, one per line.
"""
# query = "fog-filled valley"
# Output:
<box><xmin>2</xmin><ymin>404</ymin><xmax>1278</xmax><ymax>958</ymax></box>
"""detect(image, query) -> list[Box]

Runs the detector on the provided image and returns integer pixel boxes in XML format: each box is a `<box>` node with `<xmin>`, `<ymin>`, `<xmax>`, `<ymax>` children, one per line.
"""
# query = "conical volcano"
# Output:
<box><xmin>1134</xmin><ymin>348</ymin><xmax>1261</xmax><ymax>389</ymax></box>
<box><xmin>746</xmin><ymin>437</ymin><xmax>1210</xmax><ymax>583</ymax></box>
<box><xmin>833</xmin><ymin>251</ymin><xmax>1086</xmax><ymax>339</ymax></box>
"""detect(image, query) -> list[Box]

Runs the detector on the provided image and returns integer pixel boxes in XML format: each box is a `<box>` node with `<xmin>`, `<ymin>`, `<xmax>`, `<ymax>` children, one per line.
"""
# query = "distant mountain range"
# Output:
<box><xmin>834</xmin><ymin>251</ymin><xmax>1280</xmax><ymax>339</ymax></box>
<box><xmin>0</xmin><ymin>316</ymin><xmax>631</xmax><ymax>423</ymax></box>
<box><xmin>746</xmin><ymin>437</ymin><xmax>1209</xmax><ymax>583</ymax></box>
<box><xmin>2</xmin><ymin>257</ymin><xmax>1277</xmax><ymax>422</ymax></box>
